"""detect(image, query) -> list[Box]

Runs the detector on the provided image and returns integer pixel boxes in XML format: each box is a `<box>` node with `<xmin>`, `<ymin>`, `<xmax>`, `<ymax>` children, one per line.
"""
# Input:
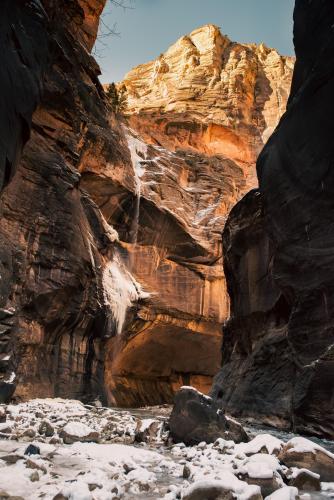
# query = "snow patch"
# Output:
<box><xmin>265</xmin><ymin>486</ymin><xmax>299</xmax><ymax>500</ymax></box>
<box><xmin>102</xmin><ymin>251</ymin><xmax>149</xmax><ymax>335</ymax></box>
<box><xmin>286</xmin><ymin>437</ymin><xmax>334</xmax><ymax>459</ymax></box>
<box><xmin>236</xmin><ymin>433</ymin><xmax>283</xmax><ymax>456</ymax></box>
<box><xmin>62</xmin><ymin>422</ymin><xmax>95</xmax><ymax>438</ymax></box>
<box><xmin>123</xmin><ymin>127</ymin><xmax>148</xmax><ymax>195</ymax></box>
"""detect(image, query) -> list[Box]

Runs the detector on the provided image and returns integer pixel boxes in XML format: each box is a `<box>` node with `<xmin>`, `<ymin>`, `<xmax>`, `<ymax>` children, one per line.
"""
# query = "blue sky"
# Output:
<box><xmin>96</xmin><ymin>0</ymin><xmax>295</xmax><ymax>83</ymax></box>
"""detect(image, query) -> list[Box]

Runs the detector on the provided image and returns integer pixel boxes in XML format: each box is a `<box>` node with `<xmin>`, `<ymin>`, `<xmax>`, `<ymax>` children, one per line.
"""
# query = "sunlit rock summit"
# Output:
<box><xmin>122</xmin><ymin>24</ymin><xmax>294</xmax><ymax>187</ymax></box>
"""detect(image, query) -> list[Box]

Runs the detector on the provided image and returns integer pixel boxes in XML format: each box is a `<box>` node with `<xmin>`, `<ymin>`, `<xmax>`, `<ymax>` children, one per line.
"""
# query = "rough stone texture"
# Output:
<box><xmin>121</xmin><ymin>24</ymin><xmax>294</xmax><ymax>188</ymax></box>
<box><xmin>86</xmin><ymin>131</ymin><xmax>242</xmax><ymax>406</ymax></box>
<box><xmin>96</xmin><ymin>28</ymin><xmax>293</xmax><ymax>405</ymax></box>
<box><xmin>0</xmin><ymin>0</ymin><xmax>129</xmax><ymax>404</ymax></box>
<box><xmin>212</xmin><ymin>0</ymin><xmax>334</xmax><ymax>439</ymax></box>
<box><xmin>169</xmin><ymin>387</ymin><xmax>249</xmax><ymax>446</ymax></box>
<box><xmin>279</xmin><ymin>443</ymin><xmax>334</xmax><ymax>483</ymax></box>
<box><xmin>0</xmin><ymin>5</ymin><xmax>293</xmax><ymax>406</ymax></box>
<box><xmin>212</xmin><ymin>190</ymin><xmax>293</xmax><ymax>429</ymax></box>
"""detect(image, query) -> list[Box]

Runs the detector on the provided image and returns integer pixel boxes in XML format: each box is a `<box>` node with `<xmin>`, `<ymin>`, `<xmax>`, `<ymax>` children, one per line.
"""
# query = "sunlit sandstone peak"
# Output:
<box><xmin>121</xmin><ymin>24</ymin><xmax>294</xmax><ymax>185</ymax></box>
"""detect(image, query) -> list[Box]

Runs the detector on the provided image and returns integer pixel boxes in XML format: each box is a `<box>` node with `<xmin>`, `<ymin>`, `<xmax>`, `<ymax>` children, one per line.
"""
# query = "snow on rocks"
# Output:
<box><xmin>0</xmin><ymin>398</ymin><xmax>333</xmax><ymax>499</ymax></box>
<box><xmin>59</xmin><ymin>422</ymin><xmax>99</xmax><ymax>444</ymax></box>
<box><xmin>264</xmin><ymin>486</ymin><xmax>299</xmax><ymax>500</ymax></box>
<box><xmin>182</xmin><ymin>475</ymin><xmax>262</xmax><ymax>500</ymax></box>
<box><xmin>236</xmin><ymin>434</ymin><xmax>284</xmax><ymax>456</ymax></box>
<box><xmin>278</xmin><ymin>437</ymin><xmax>334</xmax><ymax>482</ymax></box>
<box><xmin>238</xmin><ymin>454</ymin><xmax>284</xmax><ymax>497</ymax></box>
<box><xmin>285</xmin><ymin>468</ymin><xmax>321</xmax><ymax>491</ymax></box>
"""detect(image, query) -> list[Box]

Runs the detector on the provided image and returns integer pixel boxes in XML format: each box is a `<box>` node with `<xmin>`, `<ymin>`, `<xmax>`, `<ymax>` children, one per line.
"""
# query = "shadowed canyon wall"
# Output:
<box><xmin>0</xmin><ymin>2</ymin><xmax>293</xmax><ymax>406</ymax></box>
<box><xmin>212</xmin><ymin>0</ymin><xmax>334</xmax><ymax>439</ymax></box>
<box><xmin>0</xmin><ymin>0</ymin><xmax>121</xmax><ymax>403</ymax></box>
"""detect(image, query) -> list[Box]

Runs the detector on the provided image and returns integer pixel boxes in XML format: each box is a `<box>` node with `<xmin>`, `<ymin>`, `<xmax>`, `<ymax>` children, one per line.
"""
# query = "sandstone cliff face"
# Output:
<box><xmin>88</xmin><ymin>27</ymin><xmax>293</xmax><ymax>405</ymax></box>
<box><xmin>0</xmin><ymin>0</ymin><xmax>132</xmax><ymax>403</ymax></box>
<box><xmin>213</xmin><ymin>0</ymin><xmax>334</xmax><ymax>439</ymax></box>
<box><xmin>82</xmin><ymin>128</ymin><xmax>241</xmax><ymax>405</ymax></box>
<box><xmin>0</xmin><ymin>3</ymin><xmax>293</xmax><ymax>407</ymax></box>
<box><xmin>122</xmin><ymin>25</ymin><xmax>294</xmax><ymax>188</ymax></box>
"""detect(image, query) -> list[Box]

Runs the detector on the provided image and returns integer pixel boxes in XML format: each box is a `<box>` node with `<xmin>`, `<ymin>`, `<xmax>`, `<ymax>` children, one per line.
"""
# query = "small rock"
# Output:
<box><xmin>88</xmin><ymin>484</ymin><xmax>102</xmax><ymax>492</ymax></box>
<box><xmin>59</xmin><ymin>422</ymin><xmax>99</xmax><ymax>444</ymax></box>
<box><xmin>0</xmin><ymin>454</ymin><xmax>23</xmax><ymax>464</ymax></box>
<box><xmin>23</xmin><ymin>428</ymin><xmax>36</xmax><ymax>438</ymax></box>
<box><xmin>183</xmin><ymin>464</ymin><xmax>191</xmax><ymax>479</ymax></box>
<box><xmin>240</xmin><ymin>472</ymin><xmax>282</xmax><ymax>497</ymax></box>
<box><xmin>30</xmin><ymin>471</ymin><xmax>39</xmax><ymax>482</ymax></box>
<box><xmin>123</xmin><ymin>463</ymin><xmax>136</xmax><ymax>474</ymax></box>
<box><xmin>38</xmin><ymin>420</ymin><xmax>54</xmax><ymax>437</ymax></box>
<box><xmin>0</xmin><ymin>408</ymin><xmax>6</xmax><ymax>423</ymax></box>
<box><xmin>0</xmin><ymin>426</ymin><xmax>12</xmax><ymax>434</ymax></box>
<box><xmin>49</xmin><ymin>437</ymin><xmax>61</xmax><ymax>445</ymax></box>
<box><xmin>52</xmin><ymin>495</ymin><xmax>68</xmax><ymax>500</ymax></box>
<box><xmin>24</xmin><ymin>444</ymin><xmax>40</xmax><ymax>456</ymax></box>
<box><xmin>135</xmin><ymin>419</ymin><xmax>160</xmax><ymax>443</ymax></box>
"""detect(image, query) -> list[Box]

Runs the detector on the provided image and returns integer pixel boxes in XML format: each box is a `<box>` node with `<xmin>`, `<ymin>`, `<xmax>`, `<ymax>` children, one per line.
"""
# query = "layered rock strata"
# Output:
<box><xmin>212</xmin><ymin>0</ymin><xmax>334</xmax><ymax>439</ymax></box>
<box><xmin>0</xmin><ymin>0</ymin><xmax>126</xmax><ymax>404</ymax></box>
<box><xmin>0</xmin><ymin>3</ymin><xmax>293</xmax><ymax>406</ymax></box>
<box><xmin>121</xmin><ymin>24</ymin><xmax>294</xmax><ymax>189</ymax></box>
<box><xmin>96</xmin><ymin>26</ymin><xmax>293</xmax><ymax>405</ymax></box>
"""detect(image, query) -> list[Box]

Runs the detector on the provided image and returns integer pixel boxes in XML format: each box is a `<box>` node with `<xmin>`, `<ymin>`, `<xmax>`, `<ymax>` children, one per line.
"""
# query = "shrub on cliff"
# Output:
<box><xmin>106</xmin><ymin>82</ymin><xmax>127</xmax><ymax>114</ymax></box>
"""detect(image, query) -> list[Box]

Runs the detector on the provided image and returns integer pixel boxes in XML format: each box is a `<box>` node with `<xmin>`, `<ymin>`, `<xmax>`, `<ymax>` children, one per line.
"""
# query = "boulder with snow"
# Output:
<box><xmin>38</xmin><ymin>420</ymin><xmax>54</xmax><ymax>437</ymax></box>
<box><xmin>135</xmin><ymin>419</ymin><xmax>160</xmax><ymax>443</ymax></box>
<box><xmin>286</xmin><ymin>468</ymin><xmax>320</xmax><ymax>491</ymax></box>
<box><xmin>238</xmin><ymin>454</ymin><xmax>283</xmax><ymax>497</ymax></box>
<box><xmin>235</xmin><ymin>434</ymin><xmax>283</xmax><ymax>457</ymax></box>
<box><xmin>278</xmin><ymin>437</ymin><xmax>334</xmax><ymax>482</ymax></box>
<box><xmin>59</xmin><ymin>422</ymin><xmax>99</xmax><ymax>444</ymax></box>
<box><xmin>182</xmin><ymin>476</ymin><xmax>262</xmax><ymax>500</ymax></box>
<box><xmin>265</xmin><ymin>486</ymin><xmax>298</xmax><ymax>500</ymax></box>
<box><xmin>169</xmin><ymin>386</ymin><xmax>249</xmax><ymax>446</ymax></box>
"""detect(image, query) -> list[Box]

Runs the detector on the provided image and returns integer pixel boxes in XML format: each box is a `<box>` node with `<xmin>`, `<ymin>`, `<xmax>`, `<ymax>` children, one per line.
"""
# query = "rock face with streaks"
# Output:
<box><xmin>96</xmin><ymin>27</ymin><xmax>293</xmax><ymax>405</ymax></box>
<box><xmin>212</xmin><ymin>0</ymin><xmax>334</xmax><ymax>439</ymax></box>
<box><xmin>121</xmin><ymin>24</ymin><xmax>294</xmax><ymax>189</ymax></box>
<box><xmin>0</xmin><ymin>2</ymin><xmax>293</xmax><ymax>407</ymax></box>
<box><xmin>0</xmin><ymin>0</ymin><xmax>131</xmax><ymax>404</ymax></box>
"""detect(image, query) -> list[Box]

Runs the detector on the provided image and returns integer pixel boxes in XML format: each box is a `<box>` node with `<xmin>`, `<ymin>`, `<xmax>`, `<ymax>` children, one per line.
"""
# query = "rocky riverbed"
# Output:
<box><xmin>0</xmin><ymin>398</ymin><xmax>333</xmax><ymax>499</ymax></box>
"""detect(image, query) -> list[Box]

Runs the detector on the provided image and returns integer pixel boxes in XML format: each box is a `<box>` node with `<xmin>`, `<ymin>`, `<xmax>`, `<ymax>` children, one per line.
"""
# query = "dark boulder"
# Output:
<box><xmin>169</xmin><ymin>386</ymin><xmax>248</xmax><ymax>446</ymax></box>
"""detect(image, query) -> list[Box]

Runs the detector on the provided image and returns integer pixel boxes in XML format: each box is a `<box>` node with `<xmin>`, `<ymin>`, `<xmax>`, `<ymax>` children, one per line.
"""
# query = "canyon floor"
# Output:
<box><xmin>0</xmin><ymin>398</ymin><xmax>333</xmax><ymax>500</ymax></box>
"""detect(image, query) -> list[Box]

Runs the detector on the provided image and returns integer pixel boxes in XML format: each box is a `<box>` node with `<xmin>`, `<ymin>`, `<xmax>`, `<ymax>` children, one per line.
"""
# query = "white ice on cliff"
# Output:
<box><xmin>102</xmin><ymin>251</ymin><xmax>149</xmax><ymax>335</ymax></box>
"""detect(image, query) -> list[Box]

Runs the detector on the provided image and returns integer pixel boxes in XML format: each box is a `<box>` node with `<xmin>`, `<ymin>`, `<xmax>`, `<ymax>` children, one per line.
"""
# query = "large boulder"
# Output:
<box><xmin>278</xmin><ymin>437</ymin><xmax>334</xmax><ymax>482</ymax></box>
<box><xmin>169</xmin><ymin>386</ymin><xmax>248</xmax><ymax>446</ymax></box>
<box><xmin>182</xmin><ymin>476</ymin><xmax>261</xmax><ymax>500</ymax></box>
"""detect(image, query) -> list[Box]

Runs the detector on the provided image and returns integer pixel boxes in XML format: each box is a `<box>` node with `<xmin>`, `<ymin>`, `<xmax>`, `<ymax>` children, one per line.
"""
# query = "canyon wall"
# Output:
<box><xmin>212</xmin><ymin>0</ymin><xmax>334</xmax><ymax>439</ymax></box>
<box><xmin>0</xmin><ymin>3</ymin><xmax>293</xmax><ymax>406</ymax></box>
<box><xmin>0</xmin><ymin>0</ymin><xmax>124</xmax><ymax>404</ymax></box>
<box><xmin>92</xmin><ymin>25</ymin><xmax>293</xmax><ymax>404</ymax></box>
